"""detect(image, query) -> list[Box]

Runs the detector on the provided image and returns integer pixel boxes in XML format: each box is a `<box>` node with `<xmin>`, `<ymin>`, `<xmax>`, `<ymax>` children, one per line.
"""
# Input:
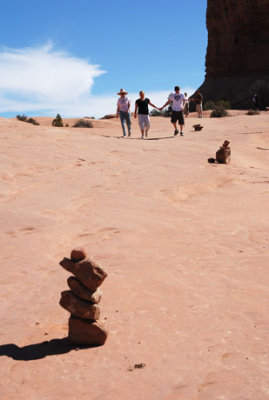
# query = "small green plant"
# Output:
<box><xmin>52</xmin><ymin>114</ymin><xmax>64</xmax><ymax>127</ymax></box>
<box><xmin>73</xmin><ymin>119</ymin><xmax>93</xmax><ymax>128</ymax></box>
<box><xmin>210</xmin><ymin>105</ymin><xmax>228</xmax><ymax>118</ymax></box>
<box><xmin>246</xmin><ymin>109</ymin><xmax>260</xmax><ymax>115</ymax></box>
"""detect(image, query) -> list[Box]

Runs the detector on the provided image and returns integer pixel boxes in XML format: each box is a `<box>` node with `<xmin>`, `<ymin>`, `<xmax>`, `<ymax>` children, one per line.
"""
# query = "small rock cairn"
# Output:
<box><xmin>59</xmin><ymin>247</ymin><xmax>108</xmax><ymax>346</ymax></box>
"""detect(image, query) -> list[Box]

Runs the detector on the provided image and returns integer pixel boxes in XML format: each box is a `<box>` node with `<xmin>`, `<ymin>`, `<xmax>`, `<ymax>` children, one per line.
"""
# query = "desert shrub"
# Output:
<box><xmin>52</xmin><ymin>114</ymin><xmax>63</xmax><ymax>127</ymax></box>
<box><xmin>246</xmin><ymin>109</ymin><xmax>260</xmax><ymax>115</ymax></box>
<box><xmin>150</xmin><ymin>109</ymin><xmax>161</xmax><ymax>116</ymax></box>
<box><xmin>204</xmin><ymin>101</ymin><xmax>216</xmax><ymax>110</ymax></box>
<box><xmin>27</xmin><ymin>117</ymin><xmax>39</xmax><ymax>125</ymax></box>
<box><xmin>218</xmin><ymin>100</ymin><xmax>230</xmax><ymax>110</ymax></box>
<box><xmin>204</xmin><ymin>100</ymin><xmax>230</xmax><ymax>110</ymax></box>
<box><xmin>16</xmin><ymin>114</ymin><xmax>28</xmax><ymax>122</ymax></box>
<box><xmin>65</xmin><ymin>123</ymin><xmax>69</xmax><ymax>127</ymax></box>
<box><xmin>16</xmin><ymin>114</ymin><xmax>39</xmax><ymax>125</ymax></box>
<box><xmin>210</xmin><ymin>105</ymin><xmax>228</xmax><ymax>118</ymax></box>
<box><xmin>73</xmin><ymin>119</ymin><xmax>93</xmax><ymax>128</ymax></box>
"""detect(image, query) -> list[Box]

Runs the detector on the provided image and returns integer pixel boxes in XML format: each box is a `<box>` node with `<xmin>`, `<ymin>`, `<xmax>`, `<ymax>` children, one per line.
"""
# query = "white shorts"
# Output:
<box><xmin>138</xmin><ymin>114</ymin><xmax>150</xmax><ymax>130</ymax></box>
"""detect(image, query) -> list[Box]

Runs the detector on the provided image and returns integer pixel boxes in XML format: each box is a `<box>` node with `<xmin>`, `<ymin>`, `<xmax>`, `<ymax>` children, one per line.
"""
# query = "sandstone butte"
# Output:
<box><xmin>0</xmin><ymin>112</ymin><xmax>268</xmax><ymax>399</ymax></box>
<box><xmin>198</xmin><ymin>0</ymin><xmax>269</xmax><ymax>109</ymax></box>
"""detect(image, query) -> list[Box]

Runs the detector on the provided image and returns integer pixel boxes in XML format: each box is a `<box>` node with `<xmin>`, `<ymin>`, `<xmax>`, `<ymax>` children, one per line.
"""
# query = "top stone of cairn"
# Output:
<box><xmin>60</xmin><ymin>251</ymin><xmax>107</xmax><ymax>291</ymax></box>
<box><xmin>71</xmin><ymin>247</ymin><xmax>88</xmax><ymax>262</ymax></box>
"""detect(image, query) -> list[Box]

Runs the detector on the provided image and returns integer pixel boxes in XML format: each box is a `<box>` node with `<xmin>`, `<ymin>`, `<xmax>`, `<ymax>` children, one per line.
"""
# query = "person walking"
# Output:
<box><xmin>184</xmin><ymin>92</ymin><xmax>189</xmax><ymax>117</ymax></box>
<box><xmin>116</xmin><ymin>88</ymin><xmax>132</xmax><ymax>137</ymax></box>
<box><xmin>134</xmin><ymin>91</ymin><xmax>160</xmax><ymax>139</ymax></box>
<box><xmin>193</xmin><ymin>90</ymin><xmax>203</xmax><ymax>118</ymax></box>
<box><xmin>160</xmin><ymin>86</ymin><xmax>186</xmax><ymax>136</ymax></box>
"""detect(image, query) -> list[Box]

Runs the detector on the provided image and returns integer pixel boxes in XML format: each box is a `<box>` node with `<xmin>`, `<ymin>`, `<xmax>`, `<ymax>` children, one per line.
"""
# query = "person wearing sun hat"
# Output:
<box><xmin>116</xmin><ymin>89</ymin><xmax>132</xmax><ymax>137</ymax></box>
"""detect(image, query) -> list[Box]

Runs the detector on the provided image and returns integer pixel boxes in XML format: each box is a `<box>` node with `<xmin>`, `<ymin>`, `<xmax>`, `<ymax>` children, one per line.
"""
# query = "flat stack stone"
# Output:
<box><xmin>59</xmin><ymin>247</ymin><xmax>108</xmax><ymax>346</ymax></box>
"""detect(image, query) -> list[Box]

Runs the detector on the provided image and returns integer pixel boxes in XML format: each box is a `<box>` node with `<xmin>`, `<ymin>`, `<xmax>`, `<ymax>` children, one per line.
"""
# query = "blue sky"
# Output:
<box><xmin>0</xmin><ymin>0</ymin><xmax>207</xmax><ymax>117</ymax></box>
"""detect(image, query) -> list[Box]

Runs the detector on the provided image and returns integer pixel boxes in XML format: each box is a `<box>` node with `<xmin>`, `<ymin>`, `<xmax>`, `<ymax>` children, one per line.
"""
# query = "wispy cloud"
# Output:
<box><xmin>0</xmin><ymin>43</ymin><xmax>194</xmax><ymax>118</ymax></box>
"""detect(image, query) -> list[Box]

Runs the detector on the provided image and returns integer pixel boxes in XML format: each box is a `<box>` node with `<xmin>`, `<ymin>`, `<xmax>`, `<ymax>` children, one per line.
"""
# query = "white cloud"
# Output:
<box><xmin>0</xmin><ymin>43</ymin><xmax>194</xmax><ymax>118</ymax></box>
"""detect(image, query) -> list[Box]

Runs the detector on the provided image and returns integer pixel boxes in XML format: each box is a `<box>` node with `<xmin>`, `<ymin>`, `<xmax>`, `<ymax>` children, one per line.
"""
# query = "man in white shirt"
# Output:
<box><xmin>160</xmin><ymin>86</ymin><xmax>186</xmax><ymax>136</ymax></box>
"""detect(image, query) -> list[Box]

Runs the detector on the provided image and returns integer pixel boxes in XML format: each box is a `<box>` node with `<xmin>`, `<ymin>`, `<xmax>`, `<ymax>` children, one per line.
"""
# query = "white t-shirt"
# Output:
<box><xmin>117</xmin><ymin>97</ymin><xmax>130</xmax><ymax>112</ymax></box>
<box><xmin>169</xmin><ymin>92</ymin><xmax>185</xmax><ymax>111</ymax></box>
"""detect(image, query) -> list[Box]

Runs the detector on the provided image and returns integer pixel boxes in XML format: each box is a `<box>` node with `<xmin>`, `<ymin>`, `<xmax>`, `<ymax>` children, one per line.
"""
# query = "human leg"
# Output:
<box><xmin>138</xmin><ymin>114</ymin><xmax>149</xmax><ymax>138</ymax></box>
<box><xmin>171</xmin><ymin>112</ymin><xmax>179</xmax><ymax>135</ymax></box>
<box><xmin>144</xmin><ymin>115</ymin><xmax>150</xmax><ymax>137</ymax></box>
<box><xmin>125</xmin><ymin>112</ymin><xmax>132</xmax><ymax>136</ymax></box>
<box><xmin>119</xmin><ymin>111</ymin><xmax>127</xmax><ymax>136</ymax></box>
<box><xmin>178</xmin><ymin>111</ymin><xmax>185</xmax><ymax>136</ymax></box>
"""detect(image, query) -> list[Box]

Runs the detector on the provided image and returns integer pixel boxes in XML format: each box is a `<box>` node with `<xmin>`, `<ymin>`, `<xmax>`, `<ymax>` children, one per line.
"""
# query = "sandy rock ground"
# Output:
<box><xmin>0</xmin><ymin>112</ymin><xmax>268</xmax><ymax>400</ymax></box>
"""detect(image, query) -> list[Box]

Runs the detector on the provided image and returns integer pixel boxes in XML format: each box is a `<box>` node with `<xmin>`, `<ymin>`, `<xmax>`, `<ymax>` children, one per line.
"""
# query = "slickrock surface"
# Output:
<box><xmin>0</xmin><ymin>114</ymin><xmax>268</xmax><ymax>399</ymax></box>
<box><xmin>199</xmin><ymin>0</ymin><xmax>269</xmax><ymax>108</ymax></box>
<box><xmin>67</xmin><ymin>276</ymin><xmax>102</xmax><ymax>303</ymax></box>
<box><xmin>60</xmin><ymin>290</ymin><xmax>101</xmax><ymax>320</ymax></box>
<box><xmin>68</xmin><ymin>315</ymin><xmax>108</xmax><ymax>346</ymax></box>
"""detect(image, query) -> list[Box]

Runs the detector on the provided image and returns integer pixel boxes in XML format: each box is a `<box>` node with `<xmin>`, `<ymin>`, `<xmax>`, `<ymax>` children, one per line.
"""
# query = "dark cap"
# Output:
<box><xmin>174</xmin><ymin>86</ymin><xmax>180</xmax><ymax>91</ymax></box>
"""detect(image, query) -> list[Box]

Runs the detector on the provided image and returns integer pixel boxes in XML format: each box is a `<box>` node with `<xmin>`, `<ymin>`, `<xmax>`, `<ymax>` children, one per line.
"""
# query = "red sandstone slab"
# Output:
<box><xmin>67</xmin><ymin>276</ymin><xmax>102</xmax><ymax>303</ymax></box>
<box><xmin>60</xmin><ymin>257</ymin><xmax>107</xmax><ymax>291</ymax></box>
<box><xmin>59</xmin><ymin>290</ymin><xmax>100</xmax><ymax>320</ymax></box>
<box><xmin>68</xmin><ymin>315</ymin><xmax>108</xmax><ymax>346</ymax></box>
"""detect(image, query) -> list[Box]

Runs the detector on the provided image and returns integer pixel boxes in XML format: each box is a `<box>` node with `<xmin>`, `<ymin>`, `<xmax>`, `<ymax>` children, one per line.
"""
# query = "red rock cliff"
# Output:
<box><xmin>198</xmin><ymin>0</ymin><xmax>269</xmax><ymax>108</ymax></box>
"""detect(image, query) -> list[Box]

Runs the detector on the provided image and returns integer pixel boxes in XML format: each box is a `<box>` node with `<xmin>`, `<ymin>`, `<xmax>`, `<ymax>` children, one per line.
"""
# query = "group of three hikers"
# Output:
<box><xmin>116</xmin><ymin>86</ymin><xmax>203</xmax><ymax>139</ymax></box>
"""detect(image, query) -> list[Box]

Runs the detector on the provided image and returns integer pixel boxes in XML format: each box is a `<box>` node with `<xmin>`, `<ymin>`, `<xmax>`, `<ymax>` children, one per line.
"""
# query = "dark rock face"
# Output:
<box><xmin>199</xmin><ymin>0</ymin><xmax>269</xmax><ymax>108</ymax></box>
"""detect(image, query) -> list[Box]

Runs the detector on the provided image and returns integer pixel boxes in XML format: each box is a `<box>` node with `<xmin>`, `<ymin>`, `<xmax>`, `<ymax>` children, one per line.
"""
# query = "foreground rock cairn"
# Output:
<box><xmin>59</xmin><ymin>247</ymin><xmax>108</xmax><ymax>346</ymax></box>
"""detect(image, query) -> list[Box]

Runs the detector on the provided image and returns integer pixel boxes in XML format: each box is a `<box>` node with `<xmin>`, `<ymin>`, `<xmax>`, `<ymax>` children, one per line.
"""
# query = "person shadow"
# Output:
<box><xmin>0</xmin><ymin>338</ymin><xmax>96</xmax><ymax>361</ymax></box>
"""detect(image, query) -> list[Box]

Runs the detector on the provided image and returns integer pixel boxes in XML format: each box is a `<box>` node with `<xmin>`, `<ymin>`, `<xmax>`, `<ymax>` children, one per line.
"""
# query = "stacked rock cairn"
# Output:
<box><xmin>59</xmin><ymin>247</ymin><xmax>108</xmax><ymax>346</ymax></box>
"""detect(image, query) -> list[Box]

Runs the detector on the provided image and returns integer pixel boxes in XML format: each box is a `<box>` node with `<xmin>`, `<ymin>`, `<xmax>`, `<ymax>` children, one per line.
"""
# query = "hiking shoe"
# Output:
<box><xmin>174</xmin><ymin>130</ymin><xmax>179</xmax><ymax>136</ymax></box>
<box><xmin>180</xmin><ymin>132</ymin><xmax>184</xmax><ymax>136</ymax></box>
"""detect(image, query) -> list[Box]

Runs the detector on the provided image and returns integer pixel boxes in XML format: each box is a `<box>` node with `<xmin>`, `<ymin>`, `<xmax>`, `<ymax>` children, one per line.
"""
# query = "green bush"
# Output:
<box><xmin>27</xmin><ymin>117</ymin><xmax>39</xmax><ymax>125</ymax></box>
<box><xmin>203</xmin><ymin>101</ymin><xmax>216</xmax><ymax>110</ymax></box>
<box><xmin>204</xmin><ymin>100</ymin><xmax>230</xmax><ymax>110</ymax></box>
<box><xmin>52</xmin><ymin>114</ymin><xmax>64</xmax><ymax>127</ymax></box>
<box><xmin>16</xmin><ymin>114</ymin><xmax>28</xmax><ymax>122</ymax></box>
<box><xmin>150</xmin><ymin>109</ymin><xmax>161</xmax><ymax>116</ymax></box>
<box><xmin>73</xmin><ymin>119</ymin><xmax>93</xmax><ymax>128</ymax></box>
<box><xmin>16</xmin><ymin>114</ymin><xmax>39</xmax><ymax>125</ymax></box>
<box><xmin>218</xmin><ymin>100</ymin><xmax>230</xmax><ymax>110</ymax></box>
<box><xmin>210</xmin><ymin>105</ymin><xmax>228</xmax><ymax>118</ymax></box>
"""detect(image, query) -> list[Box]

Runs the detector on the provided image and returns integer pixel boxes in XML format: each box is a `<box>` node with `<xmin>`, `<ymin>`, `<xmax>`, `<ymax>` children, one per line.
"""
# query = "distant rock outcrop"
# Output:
<box><xmin>198</xmin><ymin>0</ymin><xmax>269</xmax><ymax>109</ymax></box>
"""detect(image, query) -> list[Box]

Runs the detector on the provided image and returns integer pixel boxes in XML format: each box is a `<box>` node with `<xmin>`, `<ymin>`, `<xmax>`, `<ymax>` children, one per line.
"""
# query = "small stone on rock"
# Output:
<box><xmin>70</xmin><ymin>247</ymin><xmax>87</xmax><ymax>262</ymax></box>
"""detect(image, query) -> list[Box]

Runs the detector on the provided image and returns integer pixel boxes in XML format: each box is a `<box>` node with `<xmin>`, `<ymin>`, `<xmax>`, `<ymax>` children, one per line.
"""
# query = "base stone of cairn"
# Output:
<box><xmin>59</xmin><ymin>247</ymin><xmax>108</xmax><ymax>346</ymax></box>
<box><xmin>68</xmin><ymin>315</ymin><xmax>108</xmax><ymax>346</ymax></box>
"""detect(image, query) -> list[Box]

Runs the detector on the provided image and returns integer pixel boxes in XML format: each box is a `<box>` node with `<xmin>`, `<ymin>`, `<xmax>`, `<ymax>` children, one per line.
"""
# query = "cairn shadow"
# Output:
<box><xmin>0</xmin><ymin>338</ymin><xmax>96</xmax><ymax>361</ymax></box>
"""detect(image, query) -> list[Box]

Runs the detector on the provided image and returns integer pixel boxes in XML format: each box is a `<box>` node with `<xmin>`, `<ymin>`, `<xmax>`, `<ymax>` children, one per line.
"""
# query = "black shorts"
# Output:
<box><xmin>171</xmin><ymin>110</ymin><xmax>184</xmax><ymax>125</ymax></box>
